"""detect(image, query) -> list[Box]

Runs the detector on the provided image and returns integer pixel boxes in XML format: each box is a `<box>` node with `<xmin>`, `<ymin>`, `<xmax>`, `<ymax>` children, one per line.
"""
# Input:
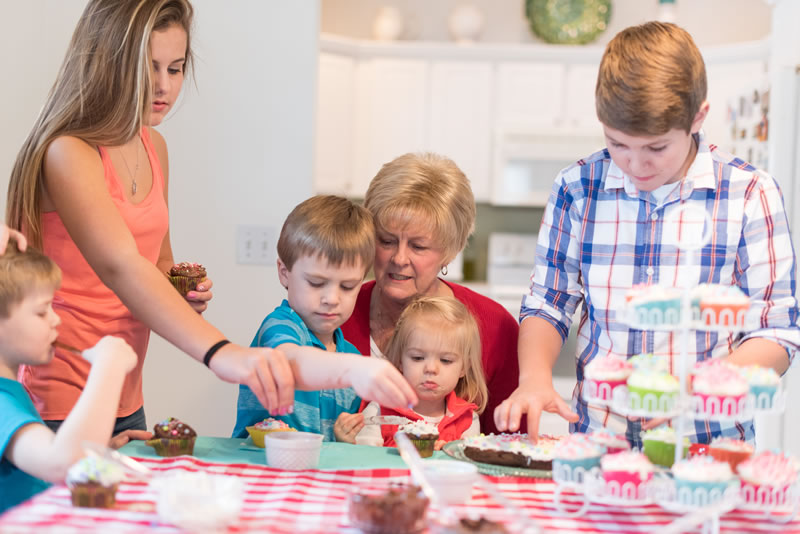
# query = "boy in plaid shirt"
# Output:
<box><xmin>494</xmin><ymin>22</ymin><xmax>799</xmax><ymax>447</ymax></box>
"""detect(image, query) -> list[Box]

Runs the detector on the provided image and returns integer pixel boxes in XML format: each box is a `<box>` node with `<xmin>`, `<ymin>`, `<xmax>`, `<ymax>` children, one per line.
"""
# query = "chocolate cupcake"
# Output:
<box><xmin>348</xmin><ymin>484</ymin><xmax>429</xmax><ymax>534</ymax></box>
<box><xmin>66</xmin><ymin>456</ymin><xmax>123</xmax><ymax>508</ymax></box>
<box><xmin>146</xmin><ymin>417</ymin><xmax>197</xmax><ymax>457</ymax></box>
<box><xmin>399</xmin><ymin>420</ymin><xmax>439</xmax><ymax>458</ymax></box>
<box><xmin>168</xmin><ymin>262</ymin><xmax>207</xmax><ymax>296</ymax></box>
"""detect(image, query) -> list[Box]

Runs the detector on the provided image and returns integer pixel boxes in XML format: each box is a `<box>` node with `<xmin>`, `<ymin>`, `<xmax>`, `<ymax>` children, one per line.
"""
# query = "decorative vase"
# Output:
<box><xmin>448</xmin><ymin>4</ymin><xmax>485</xmax><ymax>43</ymax></box>
<box><xmin>372</xmin><ymin>6</ymin><xmax>404</xmax><ymax>41</ymax></box>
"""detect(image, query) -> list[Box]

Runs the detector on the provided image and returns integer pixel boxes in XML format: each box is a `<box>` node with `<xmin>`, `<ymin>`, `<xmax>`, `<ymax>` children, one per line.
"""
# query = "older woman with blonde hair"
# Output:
<box><xmin>336</xmin><ymin>152</ymin><xmax>520</xmax><ymax>437</ymax></box>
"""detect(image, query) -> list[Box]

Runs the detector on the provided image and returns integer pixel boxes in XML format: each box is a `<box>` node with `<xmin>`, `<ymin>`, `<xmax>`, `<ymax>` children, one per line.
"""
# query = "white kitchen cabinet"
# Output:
<box><xmin>352</xmin><ymin>58</ymin><xmax>429</xmax><ymax>197</ymax></box>
<box><xmin>563</xmin><ymin>63</ymin><xmax>603</xmax><ymax>135</ymax></box>
<box><xmin>428</xmin><ymin>61</ymin><xmax>493</xmax><ymax>202</ymax></box>
<box><xmin>495</xmin><ymin>62</ymin><xmax>565</xmax><ymax>130</ymax></box>
<box><xmin>314</xmin><ymin>52</ymin><xmax>356</xmax><ymax>195</ymax></box>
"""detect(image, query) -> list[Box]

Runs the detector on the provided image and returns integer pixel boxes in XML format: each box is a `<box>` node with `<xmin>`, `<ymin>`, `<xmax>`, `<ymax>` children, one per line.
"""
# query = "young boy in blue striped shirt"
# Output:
<box><xmin>495</xmin><ymin>22</ymin><xmax>799</xmax><ymax>446</ymax></box>
<box><xmin>233</xmin><ymin>195</ymin><xmax>414</xmax><ymax>441</ymax></box>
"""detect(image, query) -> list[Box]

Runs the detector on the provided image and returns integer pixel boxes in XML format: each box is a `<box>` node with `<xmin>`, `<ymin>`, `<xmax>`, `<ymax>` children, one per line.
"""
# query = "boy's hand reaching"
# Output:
<box><xmin>346</xmin><ymin>358</ymin><xmax>418</xmax><ymax>410</ymax></box>
<box><xmin>333</xmin><ymin>412</ymin><xmax>364</xmax><ymax>444</ymax></box>
<box><xmin>82</xmin><ymin>336</ymin><xmax>137</xmax><ymax>373</ymax></box>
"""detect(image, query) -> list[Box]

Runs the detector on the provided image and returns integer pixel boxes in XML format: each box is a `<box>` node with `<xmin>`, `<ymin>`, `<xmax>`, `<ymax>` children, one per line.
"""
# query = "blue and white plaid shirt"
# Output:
<box><xmin>521</xmin><ymin>133</ymin><xmax>799</xmax><ymax>447</ymax></box>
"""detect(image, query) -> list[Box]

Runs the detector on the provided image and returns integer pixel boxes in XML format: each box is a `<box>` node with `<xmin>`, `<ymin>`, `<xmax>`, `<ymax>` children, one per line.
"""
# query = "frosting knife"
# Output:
<box><xmin>363</xmin><ymin>415</ymin><xmax>411</xmax><ymax>425</ymax></box>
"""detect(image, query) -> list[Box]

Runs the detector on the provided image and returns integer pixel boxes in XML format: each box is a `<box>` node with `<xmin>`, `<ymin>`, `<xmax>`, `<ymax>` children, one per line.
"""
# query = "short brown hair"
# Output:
<box><xmin>0</xmin><ymin>241</ymin><xmax>61</xmax><ymax>318</ymax></box>
<box><xmin>277</xmin><ymin>195</ymin><xmax>375</xmax><ymax>274</ymax></box>
<box><xmin>596</xmin><ymin>22</ymin><xmax>707</xmax><ymax>135</ymax></box>
<box><xmin>384</xmin><ymin>296</ymin><xmax>488</xmax><ymax>414</ymax></box>
<box><xmin>364</xmin><ymin>153</ymin><xmax>475</xmax><ymax>264</ymax></box>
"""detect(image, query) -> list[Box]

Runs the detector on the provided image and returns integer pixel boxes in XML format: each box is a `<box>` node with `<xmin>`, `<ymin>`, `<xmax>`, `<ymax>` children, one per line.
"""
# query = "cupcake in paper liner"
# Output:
<box><xmin>692</xmin><ymin>364</ymin><xmax>748</xmax><ymax>417</ymax></box>
<box><xmin>583</xmin><ymin>356</ymin><xmax>632</xmax><ymax>401</ymax></box>
<box><xmin>245</xmin><ymin>417</ymin><xmax>296</xmax><ymax>448</ymax></box>
<box><xmin>167</xmin><ymin>262</ymin><xmax>207</xmax><ymax>296</ymax></box>
<box><xmin>672</xmin><ymin>456</ymin><xmax>735</xmax><ymax>505</ymax></box>
<box><xmin>66</xmin><ymin>456</ymin><xmax>123</xmax><ymax>508</ymax></box>
<box><xmin>146</xmin><ymin>417</ymin><xmax>197</xmax><ymax>457</ymax></box>
<box><xmin>738</xmin><ymin>364</ymin><xmax>780</xmax><ymax>409</ymax></box>
<box><xmin>641</xmin><ymin>426</ymin><xmax>690</xmax><ymax>468</ymax></box>
<box><xmin>707</xmin><ymin>437</ymin><xmax>754</xmax><ymax>472</ymax></box>
<box><xmin>626</xmin><ymin>369</ymin><xmax>679</xmax><ymax>413</ymax></box>
<box><xmin>400</xmin><ymin>420</ymin><xmax>439</xmax><ymax>458</ymax></box>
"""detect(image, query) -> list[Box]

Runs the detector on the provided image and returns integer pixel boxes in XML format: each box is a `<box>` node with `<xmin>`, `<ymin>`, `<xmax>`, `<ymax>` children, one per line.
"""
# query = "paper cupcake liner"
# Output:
<box><xmin>643</xmin><ymin>439</ymin><xmax>686</xmax><ymax>468</ymax></box>
<box><xmin>246</xmin><ymin>426</ymin><xmax>297</xmax><ymax>448</ymax></box>
<box><xmin>627</xmin><ymin>385</ymin><xmax>677</xmax><ymax>412</ymax></box>
<box><xmin>740</xmin><ymin>480</ymin><xmax>794</xmax><ymax>507</ymax></box>
<box><xmin>168</xmin><ymin>274</ymin><xmax>205</xmax><ymax>296</ymax></box>
<box><xmin>695</xmin><ymin>392</ymin><xmax>746</xmax><ymax>416</ymax></box>
<box><xmin>146</xmin><ymin>436</ymin><xmax>196</xmax><ymax>457</ymax></box>
<box><xmin>70</xmin><ymin>482</ymin><xmax>118</xmax><ymax>508</ymax></box>
<box><xmin>587</xmin><ymin>378</ymin><xmax>627</xmax><ymax>401</ymax></box>
<box><xmin>708</xmin><ymin>447</ymin><xmax>752</xmax><ymax>472</ymax></box>
<box><xmin>698</xmin><ymin>303</ymin><xmax>748</xmax><ymax>327</ymax></box>
<box><xmin>749</xmin><ymin>385</ymin><xmax>778</xmax><ymax>409</ymax></box>
<box><xmin>632</xmin><ymin>299</ymin><xmax>682</xmax><ymax>325</ymax></box>
<box><xmin>407</xmin><ymin>436</ymin><xmax>436</xmax><ymax>458</ymax></box>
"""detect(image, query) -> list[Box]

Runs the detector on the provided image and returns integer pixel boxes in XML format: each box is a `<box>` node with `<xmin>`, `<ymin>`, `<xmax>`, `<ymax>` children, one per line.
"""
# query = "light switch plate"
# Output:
<box><xmin>236</xmin><ymin>225</ymin><xmax>278</xmax><ymax>265</ymax></box>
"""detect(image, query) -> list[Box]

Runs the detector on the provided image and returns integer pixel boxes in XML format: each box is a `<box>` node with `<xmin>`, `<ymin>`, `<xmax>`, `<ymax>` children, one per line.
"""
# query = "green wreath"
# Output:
<box><xmin>525</xmin><ymin>0</ymin><xmax>612</xmax><ymax>45</ymax></box>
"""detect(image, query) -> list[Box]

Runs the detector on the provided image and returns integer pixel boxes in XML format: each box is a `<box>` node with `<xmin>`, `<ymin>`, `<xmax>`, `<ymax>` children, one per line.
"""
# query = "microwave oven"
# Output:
<box><xmin>491</xmin><ymin>129</ymin><xmax>606</xmax><ymax>207</ymax></box>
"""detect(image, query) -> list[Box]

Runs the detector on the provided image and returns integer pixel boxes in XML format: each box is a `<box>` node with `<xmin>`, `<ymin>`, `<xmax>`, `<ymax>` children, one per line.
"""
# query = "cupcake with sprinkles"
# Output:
<box><xmin>66</xmin><ymin>456</ymin><xmax>124</xmax><ymax>508</ymax></box>
<box><xmin>246</xmin><ymin>418</ymin><xmax>296</xmax><ymax>448</ymax></box>
<box><xmin>553</xmin><ymin>433</ymin><xmax>605</xmax><ymax>483</ymax></box>
<box><xmin>400</xmin><ymin>420</ymin><xmax>439</xmax><ymax>458</ymax></box>
<box><xmin>692</xmin><ymin>363</ymin><xmax>748</xmax><ymax>417</ymax></box>
<box><xmin>671</xmin><ymin>456</ymin><xmax>735</xmax><ymax>505</ymax></box>
<box><xmin>628</xmin><ymin>353</ymin><xmax>670</xmax><ymax>373</ymax></box>
<box><xmin>583</xmin><ymin>356</ymin><xmax>632</xmax><ymax>401</ymax></box>
<box><xmin>600</xmin><ymin>451</ymin><xmax>654</xmax><ymax>499</ymax></box>
<box><xmin>738</xmin><ymin>451</ymin><xmax>800</xmax><ymax>507</ymax></box>
<box><xmin>626</xmin><ymin>368</ymin><xmax>679</xmax><ymax>413</ymax></box>
<box><xmin>146</xmin><ymin>416</ymin><xmax>197</xmax><ymax>457</ymax></box>
<box><xmin>167</xmin><ymin>261</ymin><xmax>207</xmax><ymax>296</ymax></box>
<box><xmin>587</xmin><ymin>429</ymin><xmax>630</xmax><ymax>454</ymax></box>
<box><xmin>738</xmin><ymin>364</ymin><xmax>780</xmax><ymax>410</ymax></box>
<box><xmin>626</xmin><ymin>284</ymin><xmax>683</xmax><ymax>326</ymax></box>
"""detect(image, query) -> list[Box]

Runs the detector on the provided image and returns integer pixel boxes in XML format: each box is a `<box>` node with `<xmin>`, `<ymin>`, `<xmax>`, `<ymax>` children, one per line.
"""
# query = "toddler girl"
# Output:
<box><xmin>336</xmin><ymin>296</ymin><xmax>487</xmax><ymax>448</ymax></box>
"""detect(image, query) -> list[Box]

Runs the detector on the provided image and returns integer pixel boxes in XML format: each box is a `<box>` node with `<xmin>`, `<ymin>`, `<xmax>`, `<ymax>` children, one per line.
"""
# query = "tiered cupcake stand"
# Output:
<box><xmin>552</xmin><ymin>206</ymin><xmax>798</xmax><ymax>533</ymax></box>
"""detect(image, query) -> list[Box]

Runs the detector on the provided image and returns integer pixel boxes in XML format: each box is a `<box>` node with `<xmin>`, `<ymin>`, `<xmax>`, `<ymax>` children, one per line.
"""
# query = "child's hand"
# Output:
<box><xmin>434</xmin><ymin>439</ymin><xmax>446</xmax><ymax>451</ymax></box>
<box><xmin>109</xmin><ymin>429</ymin><xmax>153</xmax><ymax>449</ymax></box>
<box><xmin>347</xmin><ymin>358</ymin><xmax>418</xmax><ymax>410</ymax></box>
<box><xmin>334</xmin><ymin>412</ymin><xmax>364</xmax><ymax>444</ymax></box>
<box><xmin>82</xmin><ymin>336</ymin><xmax>137</xmax><ymax>373</ymax></box>
<box><xmin>185</xmin><ymin>277</ymin><xmax>213</xmax><ymax>314</ymax></box>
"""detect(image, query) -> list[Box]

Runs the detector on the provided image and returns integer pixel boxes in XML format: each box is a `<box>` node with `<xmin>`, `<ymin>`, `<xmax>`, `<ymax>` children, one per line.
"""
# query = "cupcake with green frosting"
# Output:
<box><xmin>641</xmin><ymin>426</ymin><xmax>690</xmax><ymax>468</ymax></box>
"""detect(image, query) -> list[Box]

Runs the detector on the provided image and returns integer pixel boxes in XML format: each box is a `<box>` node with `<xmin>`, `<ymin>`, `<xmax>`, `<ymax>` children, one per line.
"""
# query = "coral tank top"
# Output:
<box><xmin>19</xmin><ymin>127</ymin><xmax>168</xmax><ymax>420</ymax></box>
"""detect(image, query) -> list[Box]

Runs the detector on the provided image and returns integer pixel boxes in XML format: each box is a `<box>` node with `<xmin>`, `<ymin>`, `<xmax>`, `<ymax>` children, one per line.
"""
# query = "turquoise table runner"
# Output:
<box><xmin>120</xmin><ymin>436</ymin><xmax>449</xmax><ymax>469</ymax></box>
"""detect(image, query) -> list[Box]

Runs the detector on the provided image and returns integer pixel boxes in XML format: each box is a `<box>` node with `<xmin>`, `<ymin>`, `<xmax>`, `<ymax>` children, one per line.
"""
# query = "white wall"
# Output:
<box><xmin>321</xmin><ymin>0</ymin><xmax>771</xmax><ymax>46</ymax></box>
<box><xmin>0</xmin><ymin>1</ymin><xmax>320</xmax><ymax>437</ymax></box>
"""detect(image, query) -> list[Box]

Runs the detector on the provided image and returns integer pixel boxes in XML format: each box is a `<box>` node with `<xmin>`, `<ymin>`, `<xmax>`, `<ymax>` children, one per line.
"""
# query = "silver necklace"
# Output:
<box><xmin>118</xmin><ymin>136</ymin><xmax>141</xmax><ymax>195</ymax></box>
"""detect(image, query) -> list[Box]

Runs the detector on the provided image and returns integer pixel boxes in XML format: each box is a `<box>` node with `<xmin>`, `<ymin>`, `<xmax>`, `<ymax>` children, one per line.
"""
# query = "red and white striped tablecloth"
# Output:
<box><xmin>1</xmin><ymin>456</ymin><xmax>798</xmax><ymax>533</ymax></box>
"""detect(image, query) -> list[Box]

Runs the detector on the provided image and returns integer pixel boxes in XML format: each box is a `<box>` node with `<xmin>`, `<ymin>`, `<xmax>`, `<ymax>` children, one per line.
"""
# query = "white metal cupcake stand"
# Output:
<box><xmin>552</xmin><ymin>206</ymin><xmax>798</xmax><ymax>533</ymax></box>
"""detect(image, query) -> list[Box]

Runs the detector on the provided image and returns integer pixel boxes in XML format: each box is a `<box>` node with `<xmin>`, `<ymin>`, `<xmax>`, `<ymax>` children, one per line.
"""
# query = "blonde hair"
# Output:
<box><xmin>596</xmin><ymin>21</ymin><xmax>706</xmax><ymax>136</ymax></box>
<box><xmin>0</xmin><ymin>241</ymin><xmax>61</xmax><ymax>318</ymax></box>
<box><xmin>385</xmin><ymin>296</ymin><xmax>487</xmax><ymax>413</ymax></box>
<box><xmin>277</xmin><ymin>195</ymin><xmax>375</xmax><ymax>274</ymax></box>
<box><xmin>7</xmin><ymin>0</ymin><xmax>194</xmax><ymax>248</ymax></box>
<box><xmin>364</xmin><ymin>153</ymin><xmax>475</xmax><ymax>264</ymax></box>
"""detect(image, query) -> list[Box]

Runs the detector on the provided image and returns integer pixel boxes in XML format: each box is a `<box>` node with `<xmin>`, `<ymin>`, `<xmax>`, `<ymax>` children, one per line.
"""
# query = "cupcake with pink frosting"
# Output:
<box><xmin>553</xmin><ymin>434</ymin><xmax>604</xmax><ymax>482</ymax></box>
<box><xmin>737</xmin><ymin>451</ymin><xmax>800</xmax><ymax>507</ymax></box>
<box><xmin>692</xmin><ymin>364</ymin><xmax>748</xmax><ymax>417</ymax></box>
<box><xmin>584</xmin><ymin>356</ymin><xmax>633</xmax><ymax>401</ymax></box>
<box><xmin>587</xmin><ymin>429</ymin><xmax>630</xmax><ymax>454</ymax></box>
<box><xmin>600</xmin><ymin>451</ymin><xmax>654</xmax><ymax>498</ymax></box>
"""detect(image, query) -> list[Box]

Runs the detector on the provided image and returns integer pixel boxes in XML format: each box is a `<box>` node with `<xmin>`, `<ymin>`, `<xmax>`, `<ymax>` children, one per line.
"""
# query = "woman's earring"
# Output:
<box><xmin>440</xmin><ymin>265</ymin><xmax>448</xmax><ymax>276</ymax></box>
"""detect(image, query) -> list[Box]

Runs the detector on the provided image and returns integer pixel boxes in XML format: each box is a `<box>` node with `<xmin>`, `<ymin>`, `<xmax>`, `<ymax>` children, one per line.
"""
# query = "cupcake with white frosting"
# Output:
<box><xmin>66</xmin><ymin>456</ymin><xmax>124</xmax><ymax>508</ymax></box>
<box><xmin>671</xmin><ymin>456</ymin><xmax>735</xmax><ymax>505</ymax></box>
<box><xmin>584</xmin><ymin>356</ymin><xmax>632</xmax><ymax>401</ymax></box>
<box><xmin>738</xmin><ymin>364</ymin><xmax>780</xmax><ymax>409</ymax></box>
<box><xmin>400</xmin><ymin>420</ymin><xmax>439</xmax><ymax>458</ymax></box>
<box><xmin>692</xmin><ymin>364</ymin><xmax>748</xmax><ymax>417</ymax></box>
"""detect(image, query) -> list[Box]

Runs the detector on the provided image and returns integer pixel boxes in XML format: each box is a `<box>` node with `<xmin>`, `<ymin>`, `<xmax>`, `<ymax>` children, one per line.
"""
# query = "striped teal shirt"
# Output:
<box><xmin>233</xmin><ymin>300</ymin><xmax>362</xmax><ymax>441</ymax></box>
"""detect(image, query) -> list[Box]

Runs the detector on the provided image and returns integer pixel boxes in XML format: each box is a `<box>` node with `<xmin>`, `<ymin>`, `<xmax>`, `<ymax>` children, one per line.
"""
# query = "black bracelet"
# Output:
<box><xmin>203</xmin><ymin>339</ymin><xmax>231</xmax><ymax>367</ymax></box>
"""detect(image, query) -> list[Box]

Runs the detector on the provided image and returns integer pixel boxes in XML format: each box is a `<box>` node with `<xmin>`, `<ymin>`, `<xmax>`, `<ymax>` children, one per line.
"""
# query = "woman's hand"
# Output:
<box><xmin>346</xmin><ymin>358</ymin><xmax>418</xmax><ymax>410</ymax></box>
<box><xmin>209</xmin><ymin>344</ymin><xmax>295</xmax><ymax>414</ymax></box>
<box><xmin>0</xmin><ymin>225</ymin><xmax>27</xmax><ymax>253</ymax></box>
<box><xmin>185</xmin><ymin>277</ymin><xmax>213</xmax><ymax>313</ymax></box>
<box><xmin>334</xmin><ymin>412</ymin><xmax>364</xmax><ymax>444</ymax></box>
<box><xmin>109</xmin><ymin>429</ymin><xmax>153</xmax><ymax>449</ymax></box>
<box><xmin>493</xmin><ymin>382</ymin><xmax>578</xmax><ymax>442</ymax></box>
